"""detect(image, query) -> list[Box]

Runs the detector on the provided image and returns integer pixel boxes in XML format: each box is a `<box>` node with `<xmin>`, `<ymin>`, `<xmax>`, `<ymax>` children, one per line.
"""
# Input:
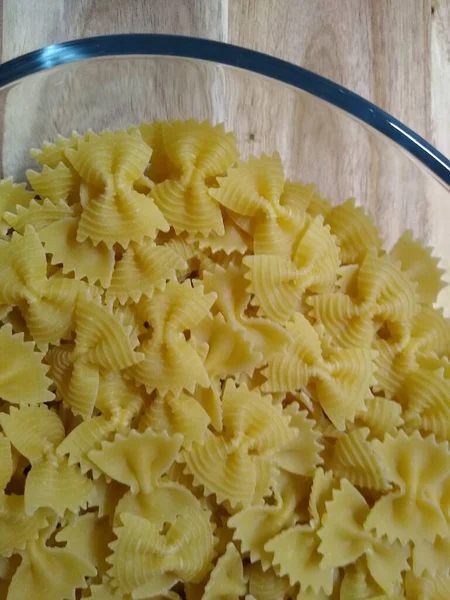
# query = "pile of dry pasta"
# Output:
<box><xmin>0</xmin><ymin>120</ymin><xmax>449</xmax><ymax>600</ymax></box>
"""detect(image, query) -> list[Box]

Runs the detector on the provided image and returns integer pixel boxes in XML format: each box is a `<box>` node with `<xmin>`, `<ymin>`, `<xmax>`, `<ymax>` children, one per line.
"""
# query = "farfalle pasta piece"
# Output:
<box><xmin>201</xmin><ymin>262</ymin><xmax>291</xmax><ymax>359</ymax></box>
<box><xmin>390</xmin><ymin>230</ymin><xmax>445</xmax><ymax>305</ymax></box>
<box><xmin>307</xmin><ymin>291</ymin><xmax>374</xmax><ymax>349</ymax></box>
<box><xmin>0</xmin><ymin>405</ymin><xmax>95</xmax><ymax>516</ymax></box>
<box><xmin>318</xmin><ymin>479</ymin><xmax>410</xmax><ymax>595</ymax></box>
<box><xmin>150</xmin><ymin>120</ymin><xmax>239</xmax><ymax>235</ymax></box>
<box><xmin>211</xmin><ymin>153</ymin><xmax>307</xmax><ymax>257</ymax></box>
<box><xmin>141</xmin><ymin>392</ymin><xmax>210</xmax><ymax>450</ymax></box>
<box><xmin>185</xmin><ymin>380</ymin><xmax>294</xmax><ymax>507</ymax></box>
<box><xmin>110</xmin><ymin>480</ymin><xmax>215</xmax><ymax>596</ymax></box>
<box><xmin>55</xmin><ymin>512</ymin><xmax>114</xmax><ymax>576</ymax></box>
<box><xmin>65</xmin><ymin>129</ymin><xmax>169</xmax><ymax>248</ymax></box>
<box><xmin>0</xmin><ymin>405</ymin><xmax>64</xmax><ymax>463</ymax></box>
<box><xmin>6</xmin><ymin>525</ymin><xmax>96</xmax><ymax>600</ymax></box>
<box><xmin>139</xmin><ymin>120</ymin><xmax>177</xmax><ymax>183</ymax></box>
<box><xmin>27</xmin><ymin>162</ymin><xmax>80</xmax><ymax>204</ymax></box>
<box><xmin>57</xmin><ymin>373</ymin><xmax>144</xmax><ymax>476</ymax></box>
<box><xmin>109</xmin><ymin>507</ymin><xmax>214</xmax><ymax>597</ymax></box>
<box><xmin>4</xmin><ymin>197</ymin><xmax>75</xmax><ymax>232</ymax></box>
<box><xmin>191</xmin><ymin>312</ymin><xmax>263</xmax><ymax>380</ymax></box>
<box><xmin>399</xmin><ymin>364</ymin><xmax>450</xmax><ymax>441</ymax></box>
<box><xmin>246</xmin><ymin>563</ymin><xmax>292</xmax><ymax>600</ymax></box>
<box><xmin>89</xmin><ymin>429</ymin><xmax>183</xmax><ymax>494</ymax></box>
<box><xmin>189</xmin><ymin>210</ymin><xmax>252</xmax><ymax>256</ymax></box>
<box><xmin>0</xmin><ymin>495</ymin><xmax>50</xmax><ymax>558</ymax></box>
<box><xmin>308</xmin><ymin>251</ymin><xmax>418</xmax><ymax>349</ymax></box>
<box><xmin>261</xmin><ymin>469</ymin><xmax>337</xmax><ymax>595</ymax></box>
<box><xmin>405</xmin><ymin>571</ymin><xmax>450</xmax><ymax>600</ymax></box>
<box><xmin>330</xmin><ymin>427</ymin><xmax>391</xmax><ymax>490</ymax></box>
<box><xmin>412</xmin><ymin>535</ymin><xmax>450</xmax><ymax>577</ymax></box>
<box><xmin>4</xmin><ymin>198</ymin><xmax>114</xmax><ymax>287</ymax></box>
<box><xmin>373</xmin><ymin>306</ymin><xmax>450</xmax><ymax>400</ymax></box>
<box><xmin>0</xmin><ymin>324</ymin><xmax>53</xmax><ymax>404</ymax></box>
<box><xmin>0</xmin><ymin>226</ymin><xmax>90</xmax><ymax>345</ymax></box>
<box><xmin>356</xmin><ymin>396</ymin><xmax>403</xmax><ymax>440</ymax></box>
<box><xmin>364</xmin><ymin>431</ymin><xmax>450</xmax><ymax>544</ymax></box>
<box><xmin>265</xmin><ymin>523</ymin><xmax>334</xmax><ymax>594</ymax></box>
<box><xmin>106</xmin><ymin>240</ymin><xmax>187</xmax><ymax>304</ymax></box>
<box><xmin>318</xmin><ymin>479</ymin><xmax>373</xmax><ymax>567</ymax></box>
<box><xmin>95</xmin><ymin>370</ymin><xmax>145</xmax><ymax>421</ymax></box>
<box><xmin>56</xmin><ymin>416</ymin><xmax>117</xmax><ymax>478</ymax></box>
<box><xmin>339</xmin><ymin>562</ymin><xmax>387</xmax><ymax>600</ymax></box>
<box><xmin>324</xmin><ymin>198</ymin><xmax>382</xmax><ymax>264</ymax></box>
<box><xmin>202</xmin><ymin>542</ymin><xmax>246</xmax><ymax>600</ymax></box>
<box><xmin>128</xmin><ymin>280</ymin><xmax>216</xmax><ymax>395</ymax></box>
<box><xmin>263</xmin><ymin>313</ymin><xmax>374</xmax><ymax>429</ymax></box>
<box><xmin>47</xmin><ymin>294</ymin><xmax>143</xmax><ymax>419</ymax></box>
<box><xmin>30</xmin><ymin>131</ymin><xmax>86</xmax><ymax>168</ymax></box>
<box><xmin>39</xmin><ymin>216</ymin><xmax>115</xmax><ymax>287</ymax></box>
<box><xmin>0</xmin><ymin>177</ymin><xmax>34</xmax><ymax>237</ymax></box>
<box><xmin>273</xmin><ymin>403</ymin><xmax>323</xmax><ymax>477</ymax></box>
<box><xmin>243</xmin><ymin>215</ymin><xmax>340</xmax><ymax>323</ymax></box>
<box><xmin>228</xmin><ymin>473</ymin><xmax>299</xmax><ymax>569</ymax></box>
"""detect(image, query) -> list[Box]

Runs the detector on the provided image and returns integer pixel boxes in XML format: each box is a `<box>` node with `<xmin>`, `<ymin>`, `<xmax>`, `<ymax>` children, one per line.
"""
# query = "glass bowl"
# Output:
<box><xmin>0</xmin><ymin>34</ymin><xmax>449</xmax><ymax>312</ymax></box>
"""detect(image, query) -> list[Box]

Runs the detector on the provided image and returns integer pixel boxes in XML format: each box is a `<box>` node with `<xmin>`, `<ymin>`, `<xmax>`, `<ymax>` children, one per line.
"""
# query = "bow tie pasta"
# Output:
<box><xmin>0</xmin><ymin>120</ymin><xmax>449</xmax><ymax>600</ymax></box>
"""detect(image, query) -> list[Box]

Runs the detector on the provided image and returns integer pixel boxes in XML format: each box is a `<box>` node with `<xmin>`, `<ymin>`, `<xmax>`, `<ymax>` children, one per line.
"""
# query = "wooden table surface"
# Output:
<box><xmin>2</xmin><ymin>0</ymin><xmax>449</xmax><ymax>157</ymax></box>
<box><xmin>1</xmin><ymin>0</ymin><xmax>450</xmax><ymax>308</ymax></box>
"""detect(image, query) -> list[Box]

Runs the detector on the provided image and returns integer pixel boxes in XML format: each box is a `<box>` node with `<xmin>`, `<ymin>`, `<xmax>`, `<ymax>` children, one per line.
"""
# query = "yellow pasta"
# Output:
<box><xmin>0</xmin><ymin>324</ymin><xmax>53</xmax><ymax>404</ymax></box>
<box><xmin>0</xmin><ymin>435</ymin><xmax>12</xmax><ymax>493</ymax></box>
<box><xmin>263</xmin><ymin>313</ymin><xmax>374</xmax><ymax>429</ymax></box>
<box><xmin>128</xmin><ymin>279</ymin><xmax>216</xmax><ymax>395</ymax></box>
<box><xmin>65</xmin><ymin>129</ymin><xmax>169</xmax><ymax>247</ymax></box>
<box><xmin>89</xmin><ymin>429</ymin><xmax>183</xmax><ymax>494</ymax></box>
<box><xmin>29</xmin><ymin>131</ymin><xmax>87</xmax><ymax>168</ymax></box>
<box><xmin>54</xmin><ymin>511</ymin><xmax>114</xmax><ymax>575</ymax></box>
<box><xmin>185</xmin><ymin>381</ymin><xmax>296</xmax><ymax>507</ymax></box>
<box><xmin>6</xmin><ymin>530</ymin><xmax>96</xmax><ymax>600</ymax></box>
<box><xmin>244</xmin><ymin>215</ymin><xmax>340</xmax><ymax>323</ymax></box>
<box><xmin>329</xmin><ymin>427</ymin><xmax>391</xmax><ymax>490</ymax></box>
<box><xmin>356</xmin><ymin>396</ymin><xmax>404</xmax><ymax>439</ymax></box>
<box><xmin>39</xmin><ymin>216</ymin><xmax>115</xmax><ymax>287</ymax></box>
<box><xmin>202</xmin><ymin>543</ymin><xmax>246</xmax><ymax>600</ymax></box>
<box><xmin>0</xmin><ymin>177</ymin><xmax>34</xmax><ymax>237</ymax></box>
<box><xmin>191</xmin><ymin>312</ymin><xmax>263</xmax><ymax>380</ymax></box>
<box><xmin>228</xmin><ymin>471</ymin><xmax>300</xmax><ymax>569</ymax></box>
<box><xmin>4</xmin><ymin>197</ymin><xmax>75</xmax><ymax>232</ymax></box>
<box><xmin>317</xmin><ymin>479</ymin><xmax>409</xmax><ymax>595</ymax></box>
<box><xmin>309</xmin><ymin>250</ymin><xmax>418</xmax><ymax>352</ymax></box>
<box><xmin>106</xmin><ymin>240</ymin><xmax>187</xmax><ymax>303</ymax></box>
<box><xmin>246</xmin><ymin>563</ymin><xmax>292</xmax><ymax>600</ymax></box>
<box><xmin>139</xmin><ymin>392</ymin><xmax>210</xmax><ymax>449</ymax></box>
<box><xmin>26</xmin><ymin>162</ymin><xmax>79</xmax><ymax>204</ymax></box>
<box><xmin>324</xmin><ymin>198</ymin><xmax>383</xmax><ymax>264</ymax></box>
<box><xmin>0</xmin><ymin>119</ymin><xmax>449</xmax><ymax>599</ymax></box>
<box><xmin>201</xmin><ymin>261</ymin><xmax>292</xmax><ymax>358</ymax></box>
<box><xmin>150</xmin><ymin>120</ymin><xmax>238</xmax><ymax>235</ymax></box>
<box><xmin>365</xmin><ymin>431</ymin><xmax>450</xmax><ymax>544</ymax></box>
<box><xmin>390</xmin><ymin>229</ymin><xmax>445</xmax><ymax>305</ymax></box>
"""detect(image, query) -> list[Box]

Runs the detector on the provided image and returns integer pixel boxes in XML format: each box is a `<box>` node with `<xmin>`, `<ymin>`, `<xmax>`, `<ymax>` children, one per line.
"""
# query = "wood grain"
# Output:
<box><xmin>0</xmin><ymin>0</ymin><xmax>449</xmax><ymax>308</ymax></box>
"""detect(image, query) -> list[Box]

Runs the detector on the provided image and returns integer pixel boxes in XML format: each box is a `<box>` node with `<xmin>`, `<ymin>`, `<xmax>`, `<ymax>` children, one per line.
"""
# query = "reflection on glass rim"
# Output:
<box><xmin>0</xmin><ymin>34</ymin><xmax>449</xmax><ymax>187</ymax></box>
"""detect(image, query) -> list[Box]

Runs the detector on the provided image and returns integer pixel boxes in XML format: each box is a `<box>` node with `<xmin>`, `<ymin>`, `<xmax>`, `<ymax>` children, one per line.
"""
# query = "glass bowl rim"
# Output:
<box><xmin>0</xmin><ymin>33</ymin><xmax>449</xmax><ymax>187</ymax></box>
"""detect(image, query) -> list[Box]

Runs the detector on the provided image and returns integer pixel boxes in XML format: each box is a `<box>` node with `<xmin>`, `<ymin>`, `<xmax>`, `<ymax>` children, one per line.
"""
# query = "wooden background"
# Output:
<box><xmin>2</xmin><ymin>0</ymin><xmax>449</xmax><ymax>157</ymax></box>
<box><xmin>1</xmin><ymin>0</ymin><xmax>450</xmax><ymax>308</ymax></box>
